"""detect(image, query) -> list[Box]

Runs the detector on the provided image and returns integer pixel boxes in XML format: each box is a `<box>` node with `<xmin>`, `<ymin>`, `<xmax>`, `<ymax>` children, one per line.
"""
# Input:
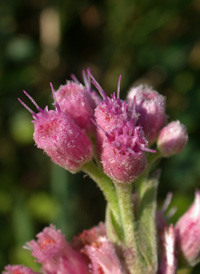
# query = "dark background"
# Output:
<box><xmin>1</xmin><ymin>0</ymin><xmax>200</xmax><ymax>273</ymax></box>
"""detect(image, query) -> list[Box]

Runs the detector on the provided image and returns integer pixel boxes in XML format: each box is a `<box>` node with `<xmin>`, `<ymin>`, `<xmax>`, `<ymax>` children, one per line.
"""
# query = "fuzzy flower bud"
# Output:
<box><xmin>127</xmin><ymin>85</ymin><xmax>166</xmax><ymax>144</ymax></box>
<box><xmin>54</xmin><ymin>81</ymin><xmax>96</xmax><ymax>135</ymax></box>
<box><xmin>88</xmin><ymin>70</ymin><xmax>138</xmax><ymax>159</ymax></box>
<box><xmin>2</xmin><ymin>265</ymin><xmax>39</xmax><ymax>274</ymax></box>
<box><xmin>175</xmin><ymin>191</ymin><xmax>200</xmax><ymax>266</ymax></box>
<box><xmin>18</xmin><ymin>91</ymin><xmax>93</xmax><ymax>173</ymax></box>
<box><xmin>157</xmin><ymin>121</ymin><xmax>188</xmax><ymax>157</ymax></box>
<box><xmin>101</xmin><ymin>121</ymin><xmax>154</xmax><ymax>183</ymax></box>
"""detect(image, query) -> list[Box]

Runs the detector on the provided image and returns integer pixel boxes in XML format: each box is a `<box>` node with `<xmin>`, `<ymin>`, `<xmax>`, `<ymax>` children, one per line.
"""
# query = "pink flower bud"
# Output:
<box><xmin>88</xmin><ymin>71</ymin><xmax>138</xmax><ymax>160</ymax></box>
<box><xmin>101</xmin><ymin>121</ymin><xmax>154</xmax><ymax>183</ymax></box>
<box><xmin>158</xmin><ymin>225</ymin><xmax>177</xmax><ymax>274</ymax></box>
<box><xmin>175</xmin><ymin>191</ymin><xmax>200</xmax><ymax>266</ymax></box>
<box><xmin>2</xmin><ymin>265</ymin><xmax>39</xmax><ymax>274</ymax></box>
<box><xmin>127</xmin><ymin>85</ymin><xmax>166</xmax><ymax>144</ymax></box>
<box><xmin>54</xmin><ymin>81</ymin><xmax>96</xmax><ymax>135</ymax></box>
<box><xmin>157</xmin><ymin>121</ymin><xmax>188</xmax><ymax>157</ymax></box>
<box><xmin>94</xmin><ymin>76</ymin><xmax>135</xmax><ymax>137</ymax></box>
<box><xmin>18</xmin><ymin>91</ymin><xmax>93</xmax><ymax>173</ymax></box>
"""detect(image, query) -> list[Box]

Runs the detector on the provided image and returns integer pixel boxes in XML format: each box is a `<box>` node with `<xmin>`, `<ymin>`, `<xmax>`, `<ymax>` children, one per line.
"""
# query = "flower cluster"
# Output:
<box><xmin>4</xmin><ymin>69</ymin><xmax>199</xmax><ymax>274</ymax></box>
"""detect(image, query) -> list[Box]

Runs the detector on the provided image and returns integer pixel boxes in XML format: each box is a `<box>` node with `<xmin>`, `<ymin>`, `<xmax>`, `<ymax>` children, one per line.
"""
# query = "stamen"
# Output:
<box><xmin>87</xmin><ymin>69</ymin><xmax>107</xmax><ymax>99</ymax></box>
<box><xmin>71</xmin><ymin>74</ymin><xmax>80</xmax><ymax>84</ymax></box>
<box><xmin>50</xmin><ymin>82</ymin><xmax>62</xmax><ymax>113</ymax></box>
<box><xmin>141</xmin><ymin>147</ymin><xmax>156</xmax><ymax>153</ymax></box>
<box><xmin>162</xmin><ymin>192</ymin><xmax>173</xmax><ymax>213</ymax></box>
<box><xmin>18</xmin><ymin>98</ymin><xmax>35</xmax><ymax>115</ymax></box>
<box><xmin>23</xmin><ymin>90</ymin><xmax>43</xmax><ymax>112</ymax></box>
<box><xmin>117</xmin><ymin>75</ymin><xmax>122</xmax><ymax>99</ymax></box>
<box><xmin>127</xmin><ymin>147</ymin><xmax>137</xmax><ymax>156</ymax></box>
<box><xmin>166</xmin><ymin>207</ymin><xmax>177</xmax><ymax>219</ymax></box>
<box><xmin>91</xmin><ymin>118</ymin><xmax>112</xmax><ymax>140</ymax></box>
<box><xmin>82</xmin><ymin>70</ymin><xmax>88</xmax><ymax>86</ymax></box>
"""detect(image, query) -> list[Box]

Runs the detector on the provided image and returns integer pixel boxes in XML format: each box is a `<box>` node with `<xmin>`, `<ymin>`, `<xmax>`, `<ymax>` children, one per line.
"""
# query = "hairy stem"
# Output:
<box><xmin>82</xmin><ymin>161</ymin><xmax>121</xmax><ymax>233</ymax></box>
<box><xmin>116</xmin><ymin>183</ymin><xmax>144</xmax><ymax>274</ymax></box>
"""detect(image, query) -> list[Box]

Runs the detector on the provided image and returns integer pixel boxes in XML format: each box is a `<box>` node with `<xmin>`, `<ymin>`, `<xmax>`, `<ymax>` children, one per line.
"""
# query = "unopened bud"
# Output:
<box><xmin>157</xmin><ymin>121</ymin><xmax>188</xmax><ymax>157</ymax></box>
<box><xmin>101</xmin><ymin>121</ymin><xmax>154</xmax><ymax>183</ymax></box>
<box><xmin>127</xmin><ymin>85</ymin><xmax>166</xmax><ymax>144</ymax></box>
<box><xmin>175</xmin><ymin>191</ymin><xmax>200</xmax><ymax>266</ymax></box>
<box><xmin>19</xmin><ymin>91</ymin><xmax>93</xmax><ymax>173</ymax></box>
<box><xmin>55</xmin><ymin>81</ymin><xmax>96</xmax><ymax>135</ymax></box>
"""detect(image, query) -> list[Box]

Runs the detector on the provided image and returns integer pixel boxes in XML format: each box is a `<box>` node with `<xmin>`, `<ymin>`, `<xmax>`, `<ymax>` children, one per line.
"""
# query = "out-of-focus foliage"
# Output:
<box><xmin>0</xmin><ymin>0</ymin><xmax>200</xmax><ymax>273</ymax></box>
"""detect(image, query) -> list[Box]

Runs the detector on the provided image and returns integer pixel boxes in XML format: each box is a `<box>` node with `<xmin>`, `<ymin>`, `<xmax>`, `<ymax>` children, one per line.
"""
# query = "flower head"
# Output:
<box><xmin>127</xmin><ymin>85</ymin><xmax>166</xmax><ymax>144</ymax></box>
<box><xmin>175</xmin><ymin>190</ymin><xmax>200</xmax><ymax>266</ymax></box>
<box><xmin>26</xmin><ymin>224</ymin><xmax>67</xmax><ymax>263</ymax></box>
<box><xmin>25</xmin><ymin>225</ymin><xmax>89</xmax><ymax>274</ymax></box>
<box><xmin>54</xmin><ymin>78</ymin><xmax>96</xmax><ymax>135</ymax></box>
<box><xmin>84</xmin><ymin>238</ymin><xmax>125</xmax><ymax>274</ymax></box>
<box><xmin>72</xmin><ymin>223</ymin><xmax>126</xmax><ymax>274</ymax></box>
<box><xmin>157</xmin><ymin>120</ymin><xmax>188</xmax><ymax>157</ymax></box>
<box><xmin>18</xmin><ymin>89</ymin><xmax>93</xmax><ymax>173</ymax></box>
<box><xmin>101</xmin><ymin>121</ymin><xmax>154</xmax><ymax>183</ymax></box>
<box><xmin>2</xmin><ymin>265</ymin><xmax>39</xmax><ymax>274</ymax></box>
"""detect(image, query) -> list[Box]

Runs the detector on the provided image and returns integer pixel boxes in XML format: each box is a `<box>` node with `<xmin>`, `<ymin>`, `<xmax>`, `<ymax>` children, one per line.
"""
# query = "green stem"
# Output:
<box><xmin>116</xmin><ymin>183</ymin><xmax>144</xmax><ymax>274</ymax></box>
<box><xmin>82</xmin><ymin>161</ymin><xmax>121</xmax><ymax>228</ymax></box>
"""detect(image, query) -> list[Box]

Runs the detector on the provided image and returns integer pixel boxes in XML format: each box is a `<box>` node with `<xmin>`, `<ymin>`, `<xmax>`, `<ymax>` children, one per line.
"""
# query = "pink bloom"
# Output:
<box><xmin>88</xmin><ymin>70</ymin><xmax>138</xmax><ymax>159</ymax></box>
<box><xmin>19</xmin><ymin>91</ymin><xmax>93</xmax><ymax>173</ymax></box>
<box><xmin>175</xmin><ymin>190</ymin><xmax>200</xmax><ymax>266</ymax></box>
<box><xmin>2</xmin><ymin>265</ymin><xmax>39</xmax><ymax>274</ymax></box>
<box><xmin>72</xmin><ymin>223</ymin><xmax>126</xmax><ymax>274</ymax></box>
<box><xmin>26</xmin><ymin>224</ymin><xmax>67</xmax><ymax>262</ymax></box>
<box><xmin>158</xmin><ymin>225</ymin><xmax>177</xmax><ymax>274</ymax></box>
<box><xmin>84</xmin><ymin>238</ymin><xmax>126</xmax><ymax>274</ymax></box>
<box><xmin>72</xmin><ymin>222</ymin><xmax>106</xmax><ymax>251</ymax></box>
<box><xmin>71</xmin><ymin>70</ymin><xmax>101</xmax><ymax>106</ymax></box>
<box><xmin>26</xmin><ymin>225</ymin><xmax>89</xmax><ymax>274</ymax></box>
<box><xmin>54</xmin><ymin>80</ymin><xmax>96</xmax><ymax>135</ymax></box>
<box><xmin>157</xmin><ymin>120</ymin><xmax>188</xmax><ymax>157</ymax></box>
<box><xmin>127</xmin><ymin>85</ymin><xmax>166</xmax><ymax>144</ymax></box>
<box><xmin>101</xmin><ymin>121</ymin><xmax>154</xmax><ymax>183</ymax></box>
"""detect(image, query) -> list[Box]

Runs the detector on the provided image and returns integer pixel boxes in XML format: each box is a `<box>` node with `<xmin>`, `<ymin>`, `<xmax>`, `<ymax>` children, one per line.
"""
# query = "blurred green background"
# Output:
<box><xmin>1</xmin><ymin>0</ymin><xmax>200</xmax><ymax>273</ymax></box>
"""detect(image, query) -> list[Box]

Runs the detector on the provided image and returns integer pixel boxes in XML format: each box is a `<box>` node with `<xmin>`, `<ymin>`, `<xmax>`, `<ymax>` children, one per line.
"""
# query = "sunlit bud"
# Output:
<box><xmin>127</xmin><ymin>85</ymin><xmax>166</xmax><ymax>144</ymax></box>
<box><xmin>158</xmin><ymin>225</ymin><xmax>177</xmax><ymax>274</ymax></box>
<box><xmin>157</xmin><ymin>121</ymin><xmax>188</xmax><ymax>157</ymax></box>
<box><xmin>18</xmin><ymin>91</ymin><xmax>93</xmax><ymax>173</ymax></box>
<box><xmin>92</xmin><ymin>73</ymin><xmax>136</xmax><ymax>134</ymax></box>
<box><xmin>54</xmin><ymin>80</ymin><xmax>96</xmax><ymax>135</ymax></box>
<box><xmin>2</xmin><ymin>265</ymin><xmax>39</xmax><ymax>274</ymax></box>
<box><xmin>175</xmin><ymin>191</ymin><xmax>200</xmax><ymax>266</ymax></box>
<box><xmin>89</xmin><ymin>70</ymin><xmax>138</xmax><ymax>159</ymax></box>
<box><xmin>101</xmin><ymin>121</ymin><xmax>154</xmax><ymax>183</ymax></box>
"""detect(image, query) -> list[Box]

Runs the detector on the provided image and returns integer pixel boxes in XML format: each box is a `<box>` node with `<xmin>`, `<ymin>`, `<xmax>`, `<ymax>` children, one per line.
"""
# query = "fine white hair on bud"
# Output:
<box><xmin>157</xmin><ymin>120</ymin><xmax>188</xmax><ymax>157</ymax></box>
